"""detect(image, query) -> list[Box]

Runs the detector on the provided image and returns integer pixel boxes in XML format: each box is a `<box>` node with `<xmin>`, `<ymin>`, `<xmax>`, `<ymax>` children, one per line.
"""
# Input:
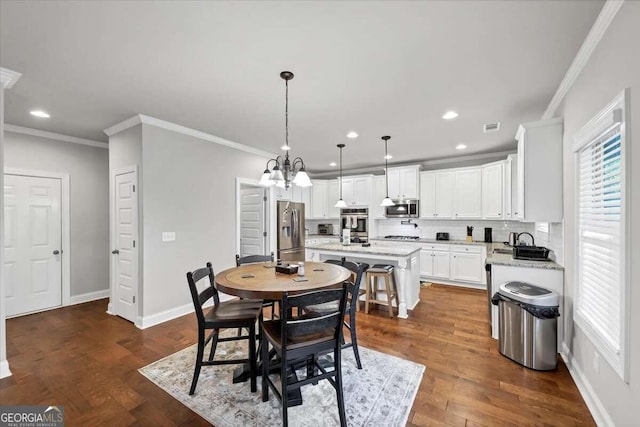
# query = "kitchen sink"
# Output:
<box><xmin>493</xmin><ymin>248</ymin><xmax>513</xmax><ymax>255</ymax></box>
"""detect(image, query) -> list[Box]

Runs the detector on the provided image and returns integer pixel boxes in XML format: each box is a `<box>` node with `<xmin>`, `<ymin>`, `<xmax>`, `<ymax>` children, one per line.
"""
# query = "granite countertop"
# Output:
<box><xmin>305</xmin><ymin>242</ymin><xmax>421</xmax><ymax>257</ymax></box>
<box><xmin>370</xmin><ymin>236</ymin><xmax>488</xmax><ymax>246</ymax></box>
<box><xmin>485</xmin><ymin>243</ymin><xmax>564</xmax><ymax>271</ymax></box>
<box><xmin>306</xmin><ymin>234</ymin><xmax>339</xmax><ymax>238</ymax></box>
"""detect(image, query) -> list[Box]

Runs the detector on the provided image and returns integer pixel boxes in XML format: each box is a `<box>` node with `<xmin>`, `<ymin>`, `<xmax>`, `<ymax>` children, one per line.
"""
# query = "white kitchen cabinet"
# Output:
<box><xmin>450</xmin><ymin>246</ymin><xmax>483</xmax><ymax>283</ymax></box>
<box><xmin>420</xmin><ymin>171</ymin><xmax>453</xmax><ymax>218</ymax></box>
<box><xmin>372</xmin><ymin>176</ymin><xmax>387</xmax><ymax>218</ymax></box>
<box><xmin>292</xmin><ymin>185</ymin><xmax>312</xmax><ymax>216</ymax></box>
<box><xmin>274</xmin><ymin>185</ymin><xmax>292</xmax><ymax>201</ymax></box>
<box><xmin>515</xmin><ymin>118</ymin><xmax>563</xmax><ymax>222</ymax></box>
<box><xmin>387</xmin><ymin>166</ymin><xmax>420</xmax><ymax>200</ymax></box>
<box><xmin>340</xmin><ymin>176</ymin><xmax>372</xmax><ymax>207</ymax></box>
<box><xmin>327</xmin><ymin>179</ymin><xmax>340</xmax><ymax>218</ymax></box>
<box><xmin>420</xmin><ymin>248</ymin><xmax>450</xmax><ymax>279</ymax></box>
<box><xmin>503</xmin><ymin>154</ymin><xmax>518</xmax><ymax>220</ymax></box>
<box><xmin>481</xmin><ymin>162</ymin><xmax>504</xmax><ymax>219</ymax></box>
<box><xmin>453</xmin><ymin>168</ymin><xmax>482</xmax><ymax>218</ymax></box>
<box><xmin>311</xmin><ymin>181</ymin><xmax>327</xmax><ymax>218</ymax></box>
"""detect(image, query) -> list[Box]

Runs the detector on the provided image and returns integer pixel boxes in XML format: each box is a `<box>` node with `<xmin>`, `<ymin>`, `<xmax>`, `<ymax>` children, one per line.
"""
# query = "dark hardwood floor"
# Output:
<box><xmin>1</xmin><ymin>285</ymin><xmax>595</xmax><ymax>426</ymax></box>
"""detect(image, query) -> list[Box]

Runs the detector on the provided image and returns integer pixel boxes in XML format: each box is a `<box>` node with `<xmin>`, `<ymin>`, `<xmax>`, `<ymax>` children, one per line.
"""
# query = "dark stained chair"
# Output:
<box><xmin>236</xmin><ymin>252</ymin><xmax>277</xmax><ymax>319</ymax></box>
<box><xmin>261</xmin><ymin>285</ymin><xmax>349</xmax><ymax>427</ymax></box>
<box><xmin>186</xmin><ymin>262</ymin><xmax>262</xmax><ymax>395</ymax></box>
<box><xmin>306</xmin><ymin>258</ymin><xmax>369</xmax><ymax>369</ymax></box>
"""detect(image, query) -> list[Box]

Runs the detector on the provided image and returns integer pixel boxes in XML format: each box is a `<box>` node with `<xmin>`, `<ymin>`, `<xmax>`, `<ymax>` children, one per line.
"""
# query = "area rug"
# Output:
<box><xmin>139</xmin><ymin>333</ymin><xmax>425</xmax><ymax>426</ymax></box>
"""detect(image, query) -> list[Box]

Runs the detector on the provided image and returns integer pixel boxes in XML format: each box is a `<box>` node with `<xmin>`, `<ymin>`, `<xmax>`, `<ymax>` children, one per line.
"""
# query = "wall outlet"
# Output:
<box><xmin>162</xmin><ymin>232</ymin><xmax>176</xmax><ymax>242</ymax></box>
<box><xmin>593</xmin><ymin>352</ymin><xmax>600</xmax><ymax>374</ymax></box>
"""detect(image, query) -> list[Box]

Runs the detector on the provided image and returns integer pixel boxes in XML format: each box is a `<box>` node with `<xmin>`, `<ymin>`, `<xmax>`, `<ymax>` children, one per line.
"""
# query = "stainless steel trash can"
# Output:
<box><xmin>491</xmin><ymin>281</ymin><xmax>559</xmax><ymax>370</ymax></box>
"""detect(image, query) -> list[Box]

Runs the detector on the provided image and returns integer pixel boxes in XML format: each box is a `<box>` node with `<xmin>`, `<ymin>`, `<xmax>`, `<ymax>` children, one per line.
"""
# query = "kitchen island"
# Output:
<box><xmin>305</xmin><ymin>242</ymin><xmax>421</xmax><ymax>318</ymax></box>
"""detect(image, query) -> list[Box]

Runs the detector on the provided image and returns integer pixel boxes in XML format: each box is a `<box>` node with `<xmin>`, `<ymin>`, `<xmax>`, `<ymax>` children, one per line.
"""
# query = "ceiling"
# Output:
<box><xmin>1</xmin><ymin>1</ymin><xmax>603</xmax><ymax>174</ymax></box>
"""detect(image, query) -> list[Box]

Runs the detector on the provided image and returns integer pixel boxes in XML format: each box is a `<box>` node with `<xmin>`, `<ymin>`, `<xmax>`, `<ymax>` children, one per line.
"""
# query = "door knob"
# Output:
<box><xmin>112</xmin><ymin>249</ymin><xmax>120</xmax><ymax>255</ymax></box>
<box><xmin>53</xmin><ymin>250</ymin><xmax>60</xmax><ymax>255</ymax></box>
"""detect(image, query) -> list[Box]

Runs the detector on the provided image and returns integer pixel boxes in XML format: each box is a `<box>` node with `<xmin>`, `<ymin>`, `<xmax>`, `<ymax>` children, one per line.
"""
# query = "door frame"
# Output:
<box><xmin>235</xmin><ymin>177</ymin><xmax>273</xmax><ymax>257</ymax></box>
<box><xmin>4</xmin><ymin>168</ymin><xmax>71</xmax><ymax>308</ymax></box>
<box><xmin>108</xmin><ymin>165</ymin><xmax>140</xmax><ymax>325</ymax></box>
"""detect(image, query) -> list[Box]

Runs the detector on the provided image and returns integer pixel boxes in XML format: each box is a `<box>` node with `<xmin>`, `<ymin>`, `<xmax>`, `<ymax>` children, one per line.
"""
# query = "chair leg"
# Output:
<box><xmin>261</xmin><ymin>332</ymin><xmax>269</xmax><ymax>402</ymax></box>
<box><xmin>334</xmin><ymin>347</ymin><xmax>347</xmax><ymax>427</ymax></box>
<box><xmin>384</xmin><ymin>274</ymin><xmax>393</xmax><ymax>318</ymax></box>
<box><xmin>391</xmin><ymin>271</ymin><xmax>400</xmax><ymax>310</ymax></box>
<box><xmin>364</xmin><ymin>273</ymin><xmax>371</xmax><ymax>314</ymax></box>
<box><xmin>349</xmin><ymin>316</ymin><xmax>362</xmax><ymax>369</ymax></box>
<box><xmin>281</xmin><ymin>354</ymin><xmax>288</xmax><ymax>427</ymax></box>
<box><xmin>189</xmin><ymin>330</ymin><xmax>205</xmax><ymax>395</ymax></box>
<box><xmin>249</xmin><ymin>322</ymin><xmax>257</xmax><ymax>393</ymax></box>
<box><xmin>208</xmin><ymin>329</ymin><xmax>219</xmax><ymax>361</ymax></box>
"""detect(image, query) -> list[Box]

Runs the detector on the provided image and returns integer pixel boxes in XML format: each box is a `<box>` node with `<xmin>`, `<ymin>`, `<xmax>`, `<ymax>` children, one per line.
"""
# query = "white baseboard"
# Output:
<box><xmin>561</xmin><ymin>343</ymin><xmax>615</xmax><ymax>427</ymax></box>
<box><xmin>0</xmin><ymin>359</ymin><xmax>11</xmax><ymax>379</ymax></box>
<box><xmin>136</xmin><ymin>297</ymin><xmax>224</xmax><ymax>330</ymax></box>
<box><xmin>69</xmin><ymin>289</ymin><xmax>110</xmax><ymax>306</ymax></box>
<box><xmin>422</xmin><ymin>278</ymin><xmax>486</xmax><ymax>290</ymax></box>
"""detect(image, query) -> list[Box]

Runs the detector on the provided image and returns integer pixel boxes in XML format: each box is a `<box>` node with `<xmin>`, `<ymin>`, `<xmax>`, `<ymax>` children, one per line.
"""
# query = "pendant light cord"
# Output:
<box><xmin>285</xmin><ymin>79</ymin><xmax>289</xmax><ymax>150</ymax></box>
<box><xmin>384</xmin><ymin>139</ymin><xmax>390</xmax><ymax>198</ymax></box>
<box><xmin>339</xmin><ymin>145</ymin><xmax>343</xmax><ymax>199</ymax></box>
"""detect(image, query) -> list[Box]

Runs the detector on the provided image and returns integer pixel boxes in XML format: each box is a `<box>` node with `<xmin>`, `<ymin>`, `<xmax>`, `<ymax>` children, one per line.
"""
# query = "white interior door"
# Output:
<box><xmin>4</xmin><ymin>174</ymin><xmax>62</xmax><ymax>317</ymax></box>
<box><xmin>240</xmin><ymin>187</ymin><xmax>266</xmax><ymax>257</ymax></box>
<box><xmin>113</xmin><ymin>171</ymin><xmax>138</xmax><ymax>322</ymax></box>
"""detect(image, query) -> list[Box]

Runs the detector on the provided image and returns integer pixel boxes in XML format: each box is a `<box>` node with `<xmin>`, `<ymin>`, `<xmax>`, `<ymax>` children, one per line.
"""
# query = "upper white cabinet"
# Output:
<box><xmin>340</xmin><ymin>175</ymin><xmax>372</xmax><ymax>207</ymax></box>
<box><xmin>503</xmin><ymin>154</ymin><xmax>517</xmax><ymax>220</ymax></box>
<box><xmin>481</xmin><ymin>162</ymin><xmax>504</xmax><ymax>219</ymax></box>
<box><xmin>420</xmin><ymin>171</ymin><xmax>453</xmax><ymax>218</ymax></box>
<box><xmin>515</xmin><ymin>118</ymin><xmax>563</xmax><ymax>222</ymax></box>
<box><xmin>327</xmin><ymin>179</ymin><xmax>340</xmax><ymax>218</ymax></box>
<box><xmin>372</xmin><ymin>176</ymin><xmax>387</xmax><ymax>218</ymax></box>
<box><xmin>292</xmin><ymin>185</ymin><xmax>312</xmax><ymax>215</ymax></box>
<box><xmin>310</xmin><ymin>179</ymin><xmax>340</xmax><ymax>219</ymax></box>
<box><xmin>274</xmin><ymin>185</ymin><xmax>292</xmax><ymax>201</ymax></box>
<box><xmin>386</xmin><ymin>166</ymin><xmax>420</xmax><ymax>200</ymax></box>
<box><xmin>311</xmin><ymin>181</ymin><xmax>328</xmax><ymax>218</ymax></box>
<box><xmin>453</xmin><ymin>168</ymin><xmax>482</xmax><ymax>219</ymax></box>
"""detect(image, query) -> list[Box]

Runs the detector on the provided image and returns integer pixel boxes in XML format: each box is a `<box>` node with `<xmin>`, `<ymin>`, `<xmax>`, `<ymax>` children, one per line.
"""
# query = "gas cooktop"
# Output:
<box><xmin>384</xmin><ymin>235</ymin><xmax>420</xmax><ymax>240</ymax></box>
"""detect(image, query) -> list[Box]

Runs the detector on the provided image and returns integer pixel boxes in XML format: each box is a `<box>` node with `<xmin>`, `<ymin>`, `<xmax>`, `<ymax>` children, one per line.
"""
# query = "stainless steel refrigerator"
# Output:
<box><xmin>277</xmin><ymin>201</ymin><xmax>305</xmax><ymax>262</ymax></box>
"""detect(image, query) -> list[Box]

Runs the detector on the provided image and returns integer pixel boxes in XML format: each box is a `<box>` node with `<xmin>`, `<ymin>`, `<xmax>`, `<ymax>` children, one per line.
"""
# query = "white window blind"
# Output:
<box><xmin>576</xmin><ymin>126</ymin><xmax>622</xmax><ymax>353</ymax></box>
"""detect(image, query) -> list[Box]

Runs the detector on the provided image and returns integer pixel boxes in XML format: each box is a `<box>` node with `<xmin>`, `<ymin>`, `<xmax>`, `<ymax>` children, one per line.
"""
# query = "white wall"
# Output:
<box><xmin>140</xmin><ymin>124</ymin><xmax>269</xmax><ymax>319</ymax></box>
<box><xmin>4</xmin><ymin>131</ymin><xmax>109</xmax><ymax>297</ymax></box>
<box><xmin>558</xmin><ymin>2</ymin><xmax>639</xmax><ymax>425</ymax></box>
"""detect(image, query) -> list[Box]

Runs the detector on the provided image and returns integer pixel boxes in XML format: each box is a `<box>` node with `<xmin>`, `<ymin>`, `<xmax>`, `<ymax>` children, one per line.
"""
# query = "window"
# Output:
<box><xmin>573</xmin><ymin>90</ymin><xmax>629</xmax><ymax>381</ymax></box>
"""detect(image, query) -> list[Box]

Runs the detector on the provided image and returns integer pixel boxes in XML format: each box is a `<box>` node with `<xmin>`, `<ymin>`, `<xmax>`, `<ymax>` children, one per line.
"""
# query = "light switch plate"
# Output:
<box><xmin>162</xmin><ymin>232</ymin><xmax>176</xmax><ymax>242</ymax></box>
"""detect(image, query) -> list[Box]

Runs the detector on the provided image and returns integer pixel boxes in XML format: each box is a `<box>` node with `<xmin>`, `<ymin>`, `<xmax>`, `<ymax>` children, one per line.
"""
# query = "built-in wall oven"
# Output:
<box><xmin>340</xmin><ymin>208</ymin><xmax>368</xmax><ymax>243</ymax></box>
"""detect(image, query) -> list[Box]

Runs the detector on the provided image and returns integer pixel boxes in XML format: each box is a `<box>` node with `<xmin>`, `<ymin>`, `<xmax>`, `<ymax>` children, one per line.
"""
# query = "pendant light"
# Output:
<box><xmin>334</xmin><ymin>144</ymin><xmax>348</xmax><ymax>208</ymax></box>
<box><xmin>380</xmin><ymin>136</ymin><xmax>395</xmax><ymax>207</ymax></box>
<box><xmin>259</xmin><ymin>71</ymin><xmax>312</xmax><ymax>189</ymax></box>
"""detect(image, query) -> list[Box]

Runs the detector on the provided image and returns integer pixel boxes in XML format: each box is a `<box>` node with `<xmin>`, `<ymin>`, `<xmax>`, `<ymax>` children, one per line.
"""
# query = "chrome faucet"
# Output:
<box><xmin>516</xmin><ymin>232</ymin><xmax>535</xmax><ymax>246</ymax></box>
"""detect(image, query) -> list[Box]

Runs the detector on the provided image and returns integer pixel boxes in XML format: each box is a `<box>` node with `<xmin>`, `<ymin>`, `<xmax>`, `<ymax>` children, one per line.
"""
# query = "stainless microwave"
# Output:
<box><xmin>385</xmin><ymin>200</ymin><xmax>419</xmax><ymax>218</ymax></box>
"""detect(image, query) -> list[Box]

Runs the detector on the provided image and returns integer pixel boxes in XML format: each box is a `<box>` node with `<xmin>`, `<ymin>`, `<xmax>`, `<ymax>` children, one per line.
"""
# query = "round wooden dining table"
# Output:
<box><xmin>214</xmin><ymin>261</ymin><xmax>351</xmax><ymax>300</ymax></box>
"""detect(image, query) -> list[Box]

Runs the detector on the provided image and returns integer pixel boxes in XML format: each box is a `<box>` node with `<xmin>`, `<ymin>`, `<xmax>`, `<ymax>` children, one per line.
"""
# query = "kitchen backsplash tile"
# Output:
<box><xmin>373</xmin><ymin>219</ymin><xmax>535</xmax><ymax>243</ymax></box>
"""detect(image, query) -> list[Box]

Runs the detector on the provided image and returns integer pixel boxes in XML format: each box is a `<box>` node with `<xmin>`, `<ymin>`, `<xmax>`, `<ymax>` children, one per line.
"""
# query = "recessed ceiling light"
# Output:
<box><xmin>456</xmin><ymin>144</ymin><xmax>467</xmax><ymax>150</ymax></box>
<box><xmin>346</xmin><ymin>131</ymin><xmax>358</xmax><ymax>139</ymax></box>
<box><xmin>442</xmin><ymin>111</ymin><xmax>459</xmax><ymax>120</ymax></box>
<box><xmin>30</xmin><ymin>110</ymin><xmax>50</xmax><ymax>118</ymax></box>
<box><xmin>384</xmin><ymin>154</ymin><xmax>393</xmax><ymax>160</ymax></box>
<box><xmin>280</xmin><ymin>145</ymin><xmax>291</xmax><ymax>151</ymax></box>
<box><xmin>329</xmin><ymin>162</ymin><xmax>337</xmax><ymax>167</ymax></box>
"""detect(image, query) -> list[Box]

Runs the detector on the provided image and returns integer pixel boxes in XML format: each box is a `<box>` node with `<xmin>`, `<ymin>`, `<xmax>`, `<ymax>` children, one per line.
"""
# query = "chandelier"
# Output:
<box><xmin>259</xmin><ymin>71</ymin><xmax>311</xmax><ymax>189</ymax></box>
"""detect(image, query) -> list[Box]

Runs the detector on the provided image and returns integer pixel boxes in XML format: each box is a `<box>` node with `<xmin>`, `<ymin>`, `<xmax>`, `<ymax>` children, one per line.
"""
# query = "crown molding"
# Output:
<box><xmin>0</xmin><ymin>67</ymin><xmax>22</xmax><ymax>89</ymax></box>
<box><xmin>5</xmin><ymin>124</ymin><xmax>108</xmax><ymax>149</ymax></box>
<box><xmin>310</xmin><ymin>149</ymin><xmax>516</xmax><ymax>178</ymax></box>
<box><xmin>542</xmin><ymin>0</ymin><xmax>624</xmax><ymax>119</ymax></box>
<box><xmin>104</xmin><ymin>114</ymin><xmax>277</xmax><ymax>159</ymax></box>
<box><xmin>103</xmin><ymin>115</ymin><xmax>142</xmax><ymax>136</ymax></box>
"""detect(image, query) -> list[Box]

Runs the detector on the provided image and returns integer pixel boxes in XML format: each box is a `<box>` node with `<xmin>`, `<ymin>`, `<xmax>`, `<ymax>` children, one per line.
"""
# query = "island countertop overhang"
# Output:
<box><xmin>304</xmin><ymin>242</ymin><xmax>421</xmax><ymax>257</ymax></box>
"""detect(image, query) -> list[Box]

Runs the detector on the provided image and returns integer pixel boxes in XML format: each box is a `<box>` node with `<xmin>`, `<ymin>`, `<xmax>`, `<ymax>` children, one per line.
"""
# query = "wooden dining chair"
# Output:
<box><xmin>186</xmin><ymin>262</ymin><xmax>263</xmax><ymax>395</ymax></box>
<box><xmin>305</xmin><ymin>259</ymin><xmax>368</xmax><ymax>369</ymax></box>
<box><xmin>261</xmin><ymin>284</ymin><xmax>349</xmax><ymax>427</ymax></box>
<box><xmin>236</xmin><ymin>252</ymin><xmax>277</xmax><ymax>320</ymax></box>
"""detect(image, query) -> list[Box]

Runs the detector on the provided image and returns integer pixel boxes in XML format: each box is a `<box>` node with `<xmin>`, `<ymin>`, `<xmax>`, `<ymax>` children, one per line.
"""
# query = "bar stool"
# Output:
<box><xmin>364</xmin><ymin>264</ymin><xmax>399</xmax><ymax>318</ymax></box>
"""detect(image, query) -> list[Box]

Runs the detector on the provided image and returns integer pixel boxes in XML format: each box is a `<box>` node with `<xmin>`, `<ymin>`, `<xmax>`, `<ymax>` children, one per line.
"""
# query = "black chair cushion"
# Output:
<box><xmin>204</xmin><ymin>299</ymin><xmax>263</xmax><ymax>327</ymax></box>
<box><xmin>368</xmin><ymin>264</ymin><xmax>394</xmax><ymax>273</ymax></box>
<box><xmin>262</xmin><ymin>320</ymin><xmax>335</xmax><ymax>351</ymax></box>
